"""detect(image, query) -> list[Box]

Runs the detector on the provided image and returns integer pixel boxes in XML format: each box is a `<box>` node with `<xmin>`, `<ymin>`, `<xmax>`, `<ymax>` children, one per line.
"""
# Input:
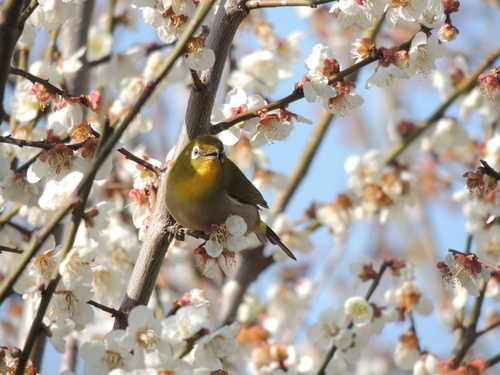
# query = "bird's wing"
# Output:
<box><xmin>226</xmin><ymin>158</ymin><xmax>269</xmax><ymax>209</ymax></box>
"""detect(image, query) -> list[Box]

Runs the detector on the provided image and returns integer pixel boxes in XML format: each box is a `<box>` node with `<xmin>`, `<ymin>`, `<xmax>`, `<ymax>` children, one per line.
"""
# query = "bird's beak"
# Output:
<box><xmin>204</xmin><ymin>149</ymin><xmax>223</xmax><ymax>162</ymax></box>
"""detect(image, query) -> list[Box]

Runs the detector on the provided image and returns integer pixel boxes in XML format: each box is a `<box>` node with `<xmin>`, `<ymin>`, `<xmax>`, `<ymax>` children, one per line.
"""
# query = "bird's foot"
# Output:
<box><xmin>168</xmin><ymin>223</ymin><xmax>185</xmax><ymax>241</ymax></box>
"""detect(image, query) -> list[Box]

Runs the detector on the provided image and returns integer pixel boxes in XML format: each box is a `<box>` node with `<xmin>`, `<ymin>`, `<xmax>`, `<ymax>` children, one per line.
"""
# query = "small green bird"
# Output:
<box><xmin>165</xmin><ymin>135</ymin><xmax>296</xmax><ymax>260</ymax></box>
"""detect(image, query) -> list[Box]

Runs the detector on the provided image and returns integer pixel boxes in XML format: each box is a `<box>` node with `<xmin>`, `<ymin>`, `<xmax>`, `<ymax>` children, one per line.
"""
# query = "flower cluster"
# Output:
<box><xmin>228</xmin><ymin>17</ymin><xmax>303</xmax><ymax>95</ymax></box>
<box><xmin>212</xmin><ymin>88</ymin><xmax>311</xmax><ymax>147</ymax></box>
<box><xmin>463</xmin><ymin>165</ymin><xmax>499</xmax><ymax>199</ymax></box>
<box><xmin>345</xmin><ymin>150</ymin><xmax>416</xmax><ymax>223</ymax></box>
<box><xmin>132</xmin><ymin>0</ymin><xmax>216</xmax><ymax>70</ymax></box>
<box><xmin>198</xmin><ymin>215</ymin><xmax>248</xmax><ymax>278</ymax></box>
<box><xmin>79</xmin><ymin>294</ymin><xmax>240</xmax><ymax>375</ymax></box>
<box><xmin>2</xmin><ymin>0</ymin><xmax>500</xmax><ymax>374</ymax></box>
<box><xmin>438</xmin><ymin>252</ymin><xmax>491</xmax><ymax>297</ymax></box>
<box><xmin>299</xmin><ymin>44</ymin><xmax>364</xmax><ymax>116</ymax></box>
<box><xmin>14</xmin><ymin>237</ymin><xmax>95</xmax><ymax>348</ymax></box>
<box><xmin>306</xmin><ymin>259</ymin><xmax>431</xmax><ymax>370</ymax></box>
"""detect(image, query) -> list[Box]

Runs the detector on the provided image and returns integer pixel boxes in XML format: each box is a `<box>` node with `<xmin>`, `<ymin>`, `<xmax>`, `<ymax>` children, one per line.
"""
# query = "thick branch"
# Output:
<box><xmin>59</xmin><ymin>0</ymin><xmax>94</xmax><ymax>95</ymax></box>
<box><xmin>176</xmin><ymin>0</ymin><xmax>249</xmax><ymax>149</ymax></box>
<box><xmin>0</xmin><ymin>0</ymin><xmax>25</xmax><ymax>122</ymax></box>
<box><xmin>113</xmin><ymin>0</ymin><xmax>218</xmax><ymax>330</ymax></box>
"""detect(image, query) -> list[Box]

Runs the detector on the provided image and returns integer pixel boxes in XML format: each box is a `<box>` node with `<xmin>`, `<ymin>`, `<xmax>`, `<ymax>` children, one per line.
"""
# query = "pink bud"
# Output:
<box><xmin>438</xmin><ymin>23</ymin><xmax>459</xmax><ymax>42</ymax></box>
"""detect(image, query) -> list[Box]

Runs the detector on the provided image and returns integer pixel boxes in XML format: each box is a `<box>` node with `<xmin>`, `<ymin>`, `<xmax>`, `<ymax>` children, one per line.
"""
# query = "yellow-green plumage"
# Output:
<box><xmin>165</xmin><ymin>135</ymin><xmax>296</xmax><ymax>260</ymax></box>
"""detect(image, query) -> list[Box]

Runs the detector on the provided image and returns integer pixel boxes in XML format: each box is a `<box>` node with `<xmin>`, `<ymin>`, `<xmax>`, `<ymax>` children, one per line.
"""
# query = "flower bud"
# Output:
<box><xmin>438</xmin><ymin>23</ymin><xmax>459</xmax><ymax>42</ymax></box>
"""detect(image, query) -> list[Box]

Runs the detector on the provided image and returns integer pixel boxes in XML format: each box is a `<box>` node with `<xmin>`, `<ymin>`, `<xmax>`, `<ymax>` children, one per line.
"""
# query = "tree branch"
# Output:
<box><xmin>385</xmin><ymin>47</ymin><xmax>500</xmax><ymax>165</ymax></box>
<box><xmin>246</xmin><ymin>0</ymin><xmax>335</xmax><ymax>8</ymax></box>
<box><xmin>451</xmin><ymin>280</ymin><xmax>487</xmax><ymax>368</ymax></box>
<box><xmin>87</xmin><ymin>300</ymin><xmax>126</xmax><ymax>320</ymax></box>
<box><xmin>0</xmin><ymin>0</ymin><xmax>25</xmax><ymax>122</ymax></box>
<box><xmin>0</xmin><ymin>245</ymin><xmax>23</xmax><ymax>254</ymax></box>
<box><xmin>113</xmin><ymin>0</ymin><xmax>219</xmax><ymax>330</ymax></box>
<box><xmin>210</xmin><ymin>54</ymin><xmax>378</xmax><ymax>135</ymax></box>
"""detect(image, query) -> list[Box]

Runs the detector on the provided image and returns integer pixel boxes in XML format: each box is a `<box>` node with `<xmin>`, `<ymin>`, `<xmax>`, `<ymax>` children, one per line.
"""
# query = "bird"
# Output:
<box><xmin>165</xmin><ymin>135</ymin><xmax>296</xmax><ymax>261</ymax></box>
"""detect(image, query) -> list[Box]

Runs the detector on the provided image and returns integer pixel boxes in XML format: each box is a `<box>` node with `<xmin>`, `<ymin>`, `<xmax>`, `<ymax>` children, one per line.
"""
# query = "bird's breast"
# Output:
<box><xmin>166</xmin><ymin>169</ymin><xmax>260</xmax><ymax>233</ymax></box>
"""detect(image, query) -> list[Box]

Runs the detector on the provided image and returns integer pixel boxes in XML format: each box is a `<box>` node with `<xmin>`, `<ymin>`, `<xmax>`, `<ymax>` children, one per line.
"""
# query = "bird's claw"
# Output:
<box><xmin>169</xmin><ymin>223</ymin><xmax>185</xmax><ymax>241</ymax></box>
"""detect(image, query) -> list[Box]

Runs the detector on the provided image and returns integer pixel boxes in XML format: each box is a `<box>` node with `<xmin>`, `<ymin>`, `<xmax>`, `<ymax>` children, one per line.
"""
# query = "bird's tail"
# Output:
<box><xmin>256</xmin><ymin>225</ymin><xmax>297</xmax><ymax>261</ymax></box>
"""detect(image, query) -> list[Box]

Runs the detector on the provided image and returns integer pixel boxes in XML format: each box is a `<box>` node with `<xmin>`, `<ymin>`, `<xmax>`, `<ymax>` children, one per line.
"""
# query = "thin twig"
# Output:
<box><xmin>447</xmin><ymin>249</ymin><xmax>500</xmax><ymax>273</ymax></box>
<box><xmin>315</xmin><ymin>261</ymin><xmax>389</xmax><ymax>375</ymax></box>
<box><xmin>117</xmin><ymin>147</ymin><xmax>163</xmax><ymax>175</ymax></box>
<box><xmin>477</xmin><ymin>319</ymin><xmax>500</xmax><ymax>337</ymax></box>
<box><xmin>210</xmin><ymin>54</ymin><xmax>378</xmax><ymax>135</ymax></box>
<box><xmin>189</xmin><ymin>68</ymin><xmax>205</xmax><ymax>91</ymax></box>
<box><xmin>246</xmin><ymin>0</ymin><xmax>335</xmax><ymax>8</ymax></box>
<box><xmin>87</xmin><ymin>300</ymin><xmax>125</xmax><ymax>319</ymax></box>
<box><xmin>88</xmin><ymin>43</ymin><xmax>167</xmax><ymax>68</ymax></box>
<box><xmin>385</xmin><ymin>47</ymin><xmax>500</xmax><ymax>164</ymax></box>
<box><xmin>480</xmin><ymin>159</ymin><xmax>500</xmax><ymax>180</ymax></box>
<box><xmin>10</xmin><ymin>67</ymin><xmax>80</xmax><ymax>99</ymax></box>
<box><xmin>1</xmin><ymin>129</ymin><xmax>162</xmax><ymax>176</ymax></box>
<box><xmin>486</xmin><ymin>352</ymin><xmax>500</xmax><ymax>368</ymax></box>
<box><xmin>0</xmin><ymin>135</ymin><xmax>78</xmax><ymax>150</ymax></box>
<box><xmin>14</xmin><ymin>118</ymin><xmax>113</xmax><ymax>375</ymax></box>
<box><xmin>0</xmin><ymin>204</ymin><xmax>21</xmax><ymax>223</ymax></box>
<box><xmin>451</xmin><ymin>280</ymin><xmax>487</xmax><ymax>368</ymax></box>
<box><xmin>0</xmin><ymin>245</ymin><xmax>23</xmax><ymax>254</ymax></box>
<box><xmin>165</xmin><ymin>304</ymin><xmax>181</xmax><ymax>317</ymax></box>
<box><xmin>173</xmin><ymin>328</ymin><xmax>208</xmax><ymax>359</ymax></box>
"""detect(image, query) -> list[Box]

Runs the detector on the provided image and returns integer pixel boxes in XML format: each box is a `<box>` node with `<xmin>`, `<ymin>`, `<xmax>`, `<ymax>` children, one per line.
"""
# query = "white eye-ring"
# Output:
<box><xmin>191</xmin><ymin>145</ymin><xmax>200</xmax><ymax>159</ymax></box>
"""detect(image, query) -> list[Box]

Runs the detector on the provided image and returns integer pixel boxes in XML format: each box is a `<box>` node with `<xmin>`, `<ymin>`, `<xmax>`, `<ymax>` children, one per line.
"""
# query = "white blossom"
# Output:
<box><xmin>442</xmin><ymin>253</ymin><xmax>491</xmax><ymax>297</ymax></box>
<box><xmin>29</xmin><ymin>0</ymin><xmax>77</xmax><ymax>30</ymax></box>
<box><xmin>418</xmin><ymin>0</ymin><xmax>446</xmax><ymax>29</ymax></box>
<box><xmin>394</xmin><ymin>332</ymin><xmax>421</xmax><ymax>371</ymax></box>
<box><xmin>211</xmin><ymin>88</ymin><xmax>267</xmax><ymax>146</ymax></box>
<box><xmin>87</xmin><ymin>25</ymin><xmax>114</xmax><ymax>61</ymax></box>
<box><xmin>49</xmin><ymin>314</ymin><xmax>75</xmax><ymax>353</ymax></box>
<box><xmin>365</xmin><ymin>63</ymin><xmax>408</xmax><ymax>89</ymax></box>
<box><xmin>205</xmin><ymin>215</ymin><xmax>248</xmax><ymax>257</ymax></box>
<box><xmin>386</xmin><ymin>0</ymin><xmax>427</xmax><ymax>28</ymax></box>
<box><xmin>161</xmin><ymin>305</ymin><xmax>208</xmax><ymax>344</ymax></box>
<box><xmin>413</xmin><ymin>353</ymin><xmax>439</xmax><ymax>375</ymax></box>
<box><xmin>344</xmin><ymin>296</ymin><xmax>373</xmax><ymax>327</ymax></box>
<box><xmin>38</xmin><ymin>170</ymin><xmax>84</xmax><ymax>211</ymax></box>
<box><xmin>329</xmin><ymin>0</ymin><xmax>374</xmax><ymax>29</ymax></box>
<box><xmin>194</xmin><ymin>322</ymin><xmax>240</xmax><ymax>370</ymax></box>
<box><xmin>120</xmin><ymin>305</ymin><xmax>172</xmax><ymax>364</ymax></box>
<box><xmin>306</xmin><ymin>307</ymin><xmax>351</xmax><ymax>350</ymax></box>
<box><xmin>81</xmin><ymin>330</ymin><xmax>136</xmax><ymax>375</ymax></box>
<box><xmin>43</xmin><ymin>283</ymin><xmax>94</xmax><ymax>330</ymax></box>
<box><xmin>334</xmin><ymin>327</ymin><xmax>369</xmax><ymax>363</ymax></box>
<box><xmin>408</xmin><ymin>32</ymin><xmax>442</xmax><ymax>77</ymax></box>
<box><xmin>10</xmin><ymin>80</ymin><xmax>41</xmax><ymax>122</ymax></box>
<box><xmin>59</xmin><ymin>246</ymin><xmax>96</xmax><ymax>290</ymax></box>
<box><xmin>425</xmin><ymin>117</ymin><xmax>469</xmax><ymax>154</ymax></box>
<box><xmin>228</xmin><ymin>50</ymin><xmax>281</xmax><ymax>94</ymax></box>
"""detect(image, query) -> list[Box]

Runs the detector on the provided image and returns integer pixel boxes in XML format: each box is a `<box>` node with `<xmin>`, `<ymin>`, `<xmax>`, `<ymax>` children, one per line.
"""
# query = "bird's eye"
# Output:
<box><xmin>220</xmin><ymin>151</ymin><xmax>225</xmax><ymax>164</ymax></box>
<box><xmin>191</xmin><ymin>146</ymin><xmax>200</xmax><ymax>159</ymax></box>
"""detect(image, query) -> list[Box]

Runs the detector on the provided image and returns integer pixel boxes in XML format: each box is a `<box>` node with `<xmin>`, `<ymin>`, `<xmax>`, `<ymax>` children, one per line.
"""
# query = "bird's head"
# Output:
<box><xmin>180</xmin><ymin>135</ymin><xmax>225</xmax><ymax>174</ymax></box>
